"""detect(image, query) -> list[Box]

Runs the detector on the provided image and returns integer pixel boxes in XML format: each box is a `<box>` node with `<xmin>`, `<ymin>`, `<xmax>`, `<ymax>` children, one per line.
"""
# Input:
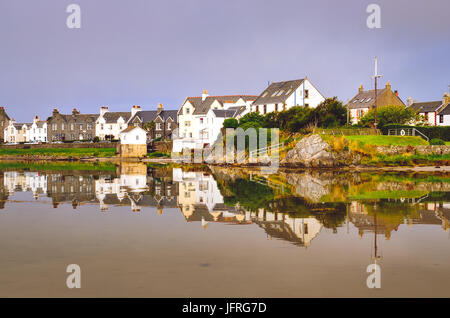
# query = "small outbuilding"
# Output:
<box><xmin>118</xmin><ymin>126</ymin><xmax>147</xmax><ymax>158</ymax></box>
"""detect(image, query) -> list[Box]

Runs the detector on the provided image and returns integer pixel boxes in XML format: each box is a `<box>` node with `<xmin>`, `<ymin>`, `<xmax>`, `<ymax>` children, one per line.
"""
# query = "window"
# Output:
<box><xmin>262</xmin><ymin>91</ymin><xmax>268</xmax><ymax>98</ymax></box>
<box><xmin>185</xmin><ymin>121</ymin><xmax>191</xmax><ymax>127</ymax></box>
<box><xmin>87</xmin><ymin>123</ymin><xmax>92</xmax><ymax>130</ymax></box>
<box><xmin>440</xmin><ymin>115</ymin><xmax>444</xmax><ymax>123</ymax></box>
<box><xmin>424</xmin><ymin>112</ymin><xmax>429</xmax><ymax>120</ymax></box>
<box><xmin>271</xmin><ymin>91</ymin><xmax>278</xmax><ymax>97</ymax></box>
<box><xmin>189</xmin><ymin>132</ymin><xmax>192</xmax><ymax>138</ymax></box>
<box><xmin>100</xmin><ymin>124</ymin><xmax>104</xmax><ymax>130</ymax></box>
<box><xmin>156</xmin><ymin>134</ymin><xmax>161</xmax><ymax>138</ymax></box>
<box><xmin>71</xmin><ymin>123</ymin><xmax>75</xmax><ymax>130</ymax></box>
<box><xmin>79</xmin><ymin>124</ymin><xmax>83</xmax><ymax>130</ymax></box>
<box><xmin>200</xmin><ymin>118</ymin><xmax>204</xmax><ymax>124</ymax></box>
<box><xmin>185</xmin><ymin>108</ymin><xmax>190</xmax><ymax>114</ymax></box>
<box><xmin>275</xmin><ymin>104</ymin><xmax>278</xmax><ymax>112</ymax></box>
<box><xmin>136</xmin><ymin>135</ymin><xmax>139</xmax><ymax>140</ymax></box>
<box><xmin>52</xmin><ymin>123</ymin><xmax>57</xmax><ymax>131</ymax></box>
<box><xmin>263</xmin><ymin>105</ymin><xmax>267</xmax><ymax>114</ymax></box>
<box><xmin>61</xmin><ymin>123</ymin><xmax>65</xmax><ymax>130</ymax></box>
<box><xmin>256</xmin><ymin>105</ymin><xmax>259</xmax><ymax>113</ymax></box>
<box><xmin>304</xmin><ymin>89</ymin><xmax>309</xmax><ymax>98</ymax></box>
<box><xmin>156</xmin><ymin>123</ymin><xmax>162</xmax><ymax>130</ymax></box>
<box><xmin>167</xmin><ymin>122</ymin><xmax>171</xmax><ymax>130</ymax></box>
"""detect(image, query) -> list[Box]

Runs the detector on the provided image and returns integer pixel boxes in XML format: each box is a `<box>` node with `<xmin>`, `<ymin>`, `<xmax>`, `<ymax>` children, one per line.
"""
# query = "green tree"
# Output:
<box><xmin>223</xmin><ymin>118</ymin><xmax>239</xmax><ymax>129</ymax></box>
<box><xmin>239</xmin><ymin>112</ymin><xmax>265</xmax><ymax>127</ymax></box>
<box><xmin>360</xmin><ymin>105</ymin><xmax>418</xmax><ymax>128</ymax></box>
<box><xmin>312</xmin><ymin>97</ymin><xmax>347</xmax><ymax>128</ymax></box>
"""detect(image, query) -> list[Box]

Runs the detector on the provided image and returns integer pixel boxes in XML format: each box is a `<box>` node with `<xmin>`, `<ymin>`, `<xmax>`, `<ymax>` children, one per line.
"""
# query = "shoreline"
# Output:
<box><xmin>0</xmin><ymin>156</ymin><xmax>449</xmax><ymax>173</ymax></box>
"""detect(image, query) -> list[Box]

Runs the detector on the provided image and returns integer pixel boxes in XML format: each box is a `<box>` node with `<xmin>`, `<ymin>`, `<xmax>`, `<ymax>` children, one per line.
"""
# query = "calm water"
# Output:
<box><xmin>0</xmin><ymin>162</ymin><xmax>449</xmax><ymax>297</ymax></box>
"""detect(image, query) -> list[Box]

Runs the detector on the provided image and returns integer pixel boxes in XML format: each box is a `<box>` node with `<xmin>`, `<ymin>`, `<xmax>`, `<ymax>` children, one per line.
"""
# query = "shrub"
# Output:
<box><xmin>93</xmin><ymin>137</ymin><xmax>100</xmax><ymax>142</ymax></box>
<box><xmin>223</xmin><ymin>118</ymin><xmax>238</xmax><ymax>129</ymax></box>
<box><xmin>360</xmin><ymin>105</ymin><xmax>418</xmax><ymax>129</ymax></box>
<box><xmin>430</xmin><ymin>138</ymin><xmax>445</xmax><ymax>145</ymax></box>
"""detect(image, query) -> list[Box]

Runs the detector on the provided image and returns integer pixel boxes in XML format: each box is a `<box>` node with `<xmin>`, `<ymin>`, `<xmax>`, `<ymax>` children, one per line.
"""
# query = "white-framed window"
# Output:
<box><xmin>71</xmin><ymin>123</ymin><xmax>74</xmax><ymax>130</ymax></box>
<box><xmin>61</xmin><ymin>123</ymin><xmax>65</xmax><ymax>130</ymax></box>
<box><xmin>167</xmin><ymin>122</ymin><xmax>171</xmax><ymax>130</ymax></box>
<box><xmin>156</xmin><ymin>123</ymin><xmax>162</xmax><ymax>130</ymax></box>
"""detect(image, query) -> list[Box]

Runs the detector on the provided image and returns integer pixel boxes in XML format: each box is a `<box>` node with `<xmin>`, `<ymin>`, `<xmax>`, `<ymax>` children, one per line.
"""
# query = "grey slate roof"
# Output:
<box><xmin>212</xmin><ymin>109</ymin><xmax>238</xmax><ymax>118</ymax></box>
<box><xmin>103</xmin><ymin>112</ymin><xmax>131</xmax><ymax>123</ymax></box>
<box><xmin>346</xmin><ymin>89</ymin><xmax>386</xmax><ymax>110</ymax></box>
<box><xmin>252</xmin><ymin>79</ymin><xmax>305</xmax><ymax>106</ymax></box>
<box><xmin>130</xmin><ymin>110</ymin><xmax>178</xmax><ymax>124</ymax></box>
<box><xmin>437</xmin><ymin>104</ymin><xmax>450</xmax><ymax>115</ymax></box>
<box><xmin>408</xmin><ymin>101</ymin><xmax>443</xmax><ymax>113</ymax></box>
<box><xmin>186</xmin><ymin>95</ymin><xmax>257</xmax><ymax>115</ymax></box>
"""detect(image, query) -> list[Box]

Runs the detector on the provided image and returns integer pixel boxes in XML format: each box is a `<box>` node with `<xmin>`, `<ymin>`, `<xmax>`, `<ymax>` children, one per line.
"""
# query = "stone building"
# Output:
<box><xmin>47</xmin><ymin>108</ymin><xmax>98</xmax><ymax>142</ymax></box>
<box><xmin>0</xmin><ymin>107</ymin><xmax>11</xmax><ymax>142</ymax></box>
<box><xmin>128</xmin><ymin>103</ymin><xmax>178</xmax><ymax>141</ymax></box>
<box><xmin>346</xmin><ymin>82</ymin><xmax>405</xmax><ymax>124</ymax></box>
<box><xmin>118</xmin><ymin>126</ymin><xmax>147</xmax><ymax>158</ymax></box>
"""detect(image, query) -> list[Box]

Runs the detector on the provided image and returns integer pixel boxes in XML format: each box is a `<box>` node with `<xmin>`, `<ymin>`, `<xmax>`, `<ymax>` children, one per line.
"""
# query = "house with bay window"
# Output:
<box><xmin>174</xmin><ymin>90</ymin><xmax>257</xmax><ymax>151</ymax></box>
<box><xmin>47</xmin><ymin>108</ymin><xmax>98</xmax><ymax>142</ymax></box>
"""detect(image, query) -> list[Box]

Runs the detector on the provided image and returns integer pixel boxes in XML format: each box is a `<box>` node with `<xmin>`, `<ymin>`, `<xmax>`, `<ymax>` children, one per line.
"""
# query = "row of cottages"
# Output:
<box><xmin>174</xmin><ymin>90</ymin><xmax>257</xmax><ymax>151</ymax></box>
<box><xmin>346</xmin><ymin>82</ymin><xmax>405</xmax><ymax>124</ymax></box>
<box><xmin>1</xmin><ymin>104</ymin><xmax>178</xmax><ymax>143</ymax></box>
<box><xmin>406</xmin><ymin>93</ymin><xmax>450</xmax><ymax>126</ymax></box>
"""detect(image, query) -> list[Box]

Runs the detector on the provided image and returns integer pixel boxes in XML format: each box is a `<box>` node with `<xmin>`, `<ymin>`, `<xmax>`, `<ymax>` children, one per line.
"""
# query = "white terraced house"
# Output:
<box><xmin>4</xmin><ymin>120</ymin><xmax>30</xmax><ymax>143</ymax></box>
<box><xmin>95</xmin><ymin>105</ymin><xmax>137</xmax><ymax>140</ymax></box>
<box><xmin>407</xmin><ymin>93</ymin><xmax>450</xmax><ymax>126</ymax></box>
<box><xmin>250</xmin><ymin>77</ymin><xmax>325</xmax><ymax>114</ymax></box>
<box><xmin>174</xmin><ymin>90</ymin><xmax>257</xmax><ymax>151</ymax></box>
<box><xmin>28</xmin><ymin>116</ymin><xmax>47</xmax><ymax>142</ymax></box>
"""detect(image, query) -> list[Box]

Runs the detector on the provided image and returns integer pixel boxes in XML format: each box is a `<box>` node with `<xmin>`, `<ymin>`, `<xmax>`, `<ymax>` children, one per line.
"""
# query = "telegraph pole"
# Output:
<box><xmin>373</xmin><ymin>57</ymin><xmax>383</xmax><ymax>129</ymax></box>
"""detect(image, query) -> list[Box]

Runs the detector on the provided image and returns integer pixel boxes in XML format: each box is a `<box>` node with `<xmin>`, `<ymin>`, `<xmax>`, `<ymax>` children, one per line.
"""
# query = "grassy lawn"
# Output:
<box><xmin>349</xmin><ymin>190</ymin><xmax>429</xmax><ymax>200</ymax></box>
<box><xmin>0</xmin><ymin>147</ymin><xmax>117</xmax><ymax>157</ymax></box>
<box><xmin>345</xmin><ymin>135</ymin><xmax>428</xmax><ymax>146</ymax></box>
<box><xmin>446</xmin><ymin>142</ymin><xmax>450</xmax><ymax>146</ymax></box>
<box><xmin>0</xmin><ymin>161</ymin><xmax>116</xmax><ymax>171</ymax></box>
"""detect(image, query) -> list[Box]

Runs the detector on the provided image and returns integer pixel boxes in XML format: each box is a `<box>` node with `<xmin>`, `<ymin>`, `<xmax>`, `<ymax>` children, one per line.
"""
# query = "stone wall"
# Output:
<box><xmin>153</xmin><ymin>141</ymin><xmax>172</xmax><ymax>153</ymax></box>
<box><xmin>0</xmin><ymin>142</ymin><xmax>118</xmax><ymax>149</ymax></box>
<box><xmin>118</xmin><ymin>144</ymin><xmax>147</xmax><ymax>158</ymax></box>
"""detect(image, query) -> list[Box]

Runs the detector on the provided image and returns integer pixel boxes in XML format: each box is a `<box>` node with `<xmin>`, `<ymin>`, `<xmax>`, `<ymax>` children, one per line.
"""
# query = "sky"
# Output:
<box><xmin>0</xmin><ymin>0</ymin><xmax>449</xmax><ymax>122</ymax></box>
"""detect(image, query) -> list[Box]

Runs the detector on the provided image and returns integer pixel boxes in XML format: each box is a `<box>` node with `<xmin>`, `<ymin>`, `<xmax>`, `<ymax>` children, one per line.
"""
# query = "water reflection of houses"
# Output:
<box><xmin>349</xmin><ymin>200</ymin><xmax>450</xmax><ymax>239</ymax></box>
<box><xmin>3</xmin><ymin>171</ymin><xmax>47</xmax><ymax>199</ymax></box>
<box><xmin>95</xmin><ymin>163</ymin><xmax>178</xmax><ymax>212</ymax></box>
<box><xmin>47</xmin><ymin>172</ymin><xmax>97</xmax><ymax>208</ymax></box>
<box><xmin>250</xmin><ymin>209</ymin><xmax>323</xmax><ymax>247</ymax></box>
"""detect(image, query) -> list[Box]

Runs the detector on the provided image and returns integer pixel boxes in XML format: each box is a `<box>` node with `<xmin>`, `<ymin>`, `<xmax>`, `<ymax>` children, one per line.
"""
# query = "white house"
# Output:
<box><xmin>250</xmin><ymin>77</ymin><xmax>325</xmax><ymax>114</ymax></box>
<box><xmin>118</xmin><ymin>126</ymin><xmax>147</xmax><ymax>158</ymax></box>
<box><xmin>95</xmin><ymin>106</ymin><xmax>135</xmax><ymax>140</ymax></box>
<box><xmin>28</xmin><ymin>116</ymin><xmax>47</xmax><ymax>142</ymax></box>
<box><xmin>174</xmin><ymin>90</ymin><xmax>257</xmax><ymax>151</ymax></box>
<box><xmin>4</xmin><ymin>120</ymin><xmax>30</xmax><ymax>143</ymax></box>
<box><xmin>408</xmin><ymin>93</ymin><xmax>450</xmax><ymax>126</ymax></box>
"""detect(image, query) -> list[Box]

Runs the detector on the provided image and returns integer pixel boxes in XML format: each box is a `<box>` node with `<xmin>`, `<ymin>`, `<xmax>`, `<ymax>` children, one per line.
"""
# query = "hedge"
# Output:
<box><xmin>381</xmin><ymin>124</ymin><xmax>450</xmax><ymax>141</ymax></box>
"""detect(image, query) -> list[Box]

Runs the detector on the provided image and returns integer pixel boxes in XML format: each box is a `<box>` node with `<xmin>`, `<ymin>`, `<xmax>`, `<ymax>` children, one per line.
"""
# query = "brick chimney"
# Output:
<box><xmin>359</xmin><ymin>85</ymin><xmax>364</xmax><ymax>93</ymax></box>
<box><xmin>385</xmin><ymin>81</ymin><xmax>391</xmax><ymax>91</ymax></box>
<box><xmin>131</xmin><ymin>105</ymin><xmax>141</xmax><ymax>117</ymax></box>
<box><xmin>100</xmin><ymin>106</ymin><xmax>109</xmax><ymax>116</ymax></box>
<box><xmin>443</xmin><ymin>93</ymin><xmax>450</xmax><ymax>106</ymax></box>
<box><xmin>394</xmin><ymin>90</ymin><xmax>399</xmax><ymax>97</ymax></box>
<box><xmin>72</xmin><ymin>108</ymin><xmax>80</xmax><ymax>115</ymax></box>
<box><xmin>157</xmin><ymin>103</ymin><xmax>164</xmax><ymax>115</ymax></box>
<box><xmin>202</xmin><ymin>89</ymin><xmax>209</xmax><ymax>101</ymax></box>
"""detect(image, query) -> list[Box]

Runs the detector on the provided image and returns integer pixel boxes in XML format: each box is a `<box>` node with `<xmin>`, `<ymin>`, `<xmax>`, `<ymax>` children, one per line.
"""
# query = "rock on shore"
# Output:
<box><xmin>281</xmin><ymin>134</ymin><xmax>339</xmax><ymax>168</ymax></box>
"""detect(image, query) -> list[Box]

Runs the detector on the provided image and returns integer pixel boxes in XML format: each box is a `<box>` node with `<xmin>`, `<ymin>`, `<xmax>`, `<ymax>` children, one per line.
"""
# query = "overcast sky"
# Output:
<box><xmin>1</xmin><ymin>0</ymin><xmax>449</xmax><ymax>121</ymax></box>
